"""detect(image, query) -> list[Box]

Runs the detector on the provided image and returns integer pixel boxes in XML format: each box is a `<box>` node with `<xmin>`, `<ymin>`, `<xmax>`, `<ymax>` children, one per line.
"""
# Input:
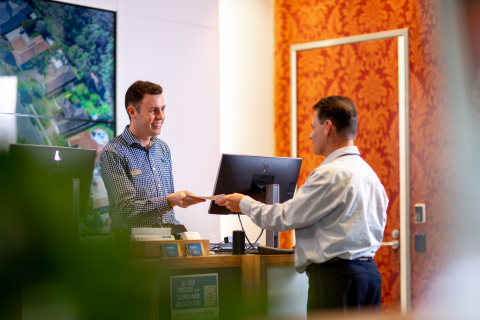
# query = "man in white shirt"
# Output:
<box><xmin>215</xmin><ymin>95</ymin><xmax>388</xmax><ymax>314</ymax></box>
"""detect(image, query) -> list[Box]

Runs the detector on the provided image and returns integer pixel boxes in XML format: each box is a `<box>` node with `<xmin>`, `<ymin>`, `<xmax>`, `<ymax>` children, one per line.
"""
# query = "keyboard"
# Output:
<box><xmin>257</xmin><ymin>245</ymin><xmax>294</xmax><ymax>254</ymax></box>
<box><xmin>210</xmin><ymin>248</ymin><xmax>233</xmax><ymax>253</ymax></box>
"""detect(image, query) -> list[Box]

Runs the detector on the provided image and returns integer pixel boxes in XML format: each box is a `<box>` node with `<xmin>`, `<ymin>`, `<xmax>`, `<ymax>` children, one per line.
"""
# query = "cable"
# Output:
<box><xmin>237</xmin><ymin>213</ymin><xmax>252</xmax><ymax>247</ymax></box>
<box><xmin>209</xmin><ymin>241</ymin><xmax>224</xmax><ymax>250</ymax></box>
<box><xmin>237</xmin><ymin>213</ymin><xmax>263</xmax><ymax>250</ymax></box>
<box><xmin>252</xmin><ymin>229</ymin><xmax>264</xmax><ymax>248</ymax></box>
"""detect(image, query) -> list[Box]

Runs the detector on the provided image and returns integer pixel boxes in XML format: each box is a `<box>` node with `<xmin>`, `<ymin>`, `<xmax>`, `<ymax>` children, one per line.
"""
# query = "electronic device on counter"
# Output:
<box><xmin>9</xmin><ymin>144</ymin><xmax>96</xmax><ymax>218</ymax></box>
<box><xmin>209</xmin><ymin>242</ymin><xmax>260</xmax><ymax>254</ymax></box>
<box><xmin>151</xmin><ymin>223</ymin><xmax>188</xmax><ymax>240</ymax></box>
<box><xmin>131</xmin><ymin>227</ymin><xmax>173</xmax><ymax>241</ymax></box>
<box><xmin>208</xmin><ymin>154</ymin><xmax>302</xmax><ymax>215</ymax></box>
<box><xmin>257</xmin><ymin>245</ymin><xmax>294</xmax><ymax>255</ymax></box>
<box><xmin>7</xmin><ymin>144</ymin><xmax>97</xmax><ymax>248</ymax></box>
<box><xmin>132</xmin><ymin>235</ymin><xmax>175</xmax><ymax>241</ymax></box>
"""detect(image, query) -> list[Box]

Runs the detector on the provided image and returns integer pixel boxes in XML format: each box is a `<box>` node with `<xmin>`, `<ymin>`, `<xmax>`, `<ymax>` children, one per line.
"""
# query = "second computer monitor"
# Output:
<box><xmin>8</xmin><ymin>144</ymin><xmax>96</xmax><ymax>218</ymax></box>
<box><xmin>208</xmin><ymin>154</ymin><xmax>302</xmax><ymax>215</ymax></box>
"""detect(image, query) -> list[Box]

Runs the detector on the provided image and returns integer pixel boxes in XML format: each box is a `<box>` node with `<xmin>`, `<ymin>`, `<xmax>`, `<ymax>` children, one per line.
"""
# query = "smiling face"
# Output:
<box><xmin>128</xmin><ymin>94</ymin><xmax>166</xmax><ymax>147</ymax></box>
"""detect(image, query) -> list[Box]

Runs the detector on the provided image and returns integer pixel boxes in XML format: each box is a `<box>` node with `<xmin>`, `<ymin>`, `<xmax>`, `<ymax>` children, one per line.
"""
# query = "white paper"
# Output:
<box><xmin>189</xmin><ymin>194</ymin><xmax>225</xmax><ymax>200</ymax></box>
<box><xmin>181</xmin><ymin>232</ymin><xmax>202</xmax><ymax>240</ymax></box>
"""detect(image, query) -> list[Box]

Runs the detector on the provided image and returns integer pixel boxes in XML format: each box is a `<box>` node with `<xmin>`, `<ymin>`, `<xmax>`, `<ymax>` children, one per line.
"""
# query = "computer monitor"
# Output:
<box><xmin>208</xmin><ymin>154</ymin><xmax>303</xmax><ymax>215</ymax></box>
<box><xmin>8</xmin><ymin>144</ymin><xmax>96</xmax><ymax>219</ymax></box>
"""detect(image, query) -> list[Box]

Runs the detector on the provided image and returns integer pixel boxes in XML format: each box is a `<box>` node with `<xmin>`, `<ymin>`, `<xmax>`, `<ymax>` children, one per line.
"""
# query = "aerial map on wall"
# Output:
<box><xmin>0</xmin><ymin>0</ymin><xmax>116</xmax><ymax>234</ymax></box>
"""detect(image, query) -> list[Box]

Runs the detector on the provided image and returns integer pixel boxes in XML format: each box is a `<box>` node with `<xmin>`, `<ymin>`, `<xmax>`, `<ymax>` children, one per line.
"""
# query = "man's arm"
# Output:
<box><xmin>100</xmin><ymin>148</ymin><xmax>202</xmax><ymax>224</ymax></box>
<box><xmin>216</xmin><ymin>169</ymin><xmax>342</xmax><ymax>231</ymax></box>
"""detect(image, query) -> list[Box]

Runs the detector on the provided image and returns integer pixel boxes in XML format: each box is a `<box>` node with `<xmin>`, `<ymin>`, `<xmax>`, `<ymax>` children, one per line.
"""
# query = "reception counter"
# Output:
<box><xmin>126</xmin><ymin>253</ymin><xmax>302</xmax><ymax>320</ymax></box>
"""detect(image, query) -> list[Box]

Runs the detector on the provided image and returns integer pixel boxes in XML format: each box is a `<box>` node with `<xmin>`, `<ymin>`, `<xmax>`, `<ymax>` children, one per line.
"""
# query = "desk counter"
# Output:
<box><xmin>127</xmin><ymin>253</ymin><xmax>296</xmax><ymax>320</ymax></box>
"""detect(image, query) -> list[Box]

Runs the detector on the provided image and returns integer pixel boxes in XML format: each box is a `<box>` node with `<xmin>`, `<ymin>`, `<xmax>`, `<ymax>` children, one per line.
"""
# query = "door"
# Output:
<box><xmin>289</xmin><ymin>29</ymin><xmax>410</xmax><ymax>312</ymax></box>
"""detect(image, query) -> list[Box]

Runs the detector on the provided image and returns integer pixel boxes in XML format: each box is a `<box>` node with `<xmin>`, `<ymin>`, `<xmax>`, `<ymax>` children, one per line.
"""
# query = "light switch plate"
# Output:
<box><xmin>414</xmin><ymin>203</ymin><xmax>426</xmax><ymax>223</ymax></box>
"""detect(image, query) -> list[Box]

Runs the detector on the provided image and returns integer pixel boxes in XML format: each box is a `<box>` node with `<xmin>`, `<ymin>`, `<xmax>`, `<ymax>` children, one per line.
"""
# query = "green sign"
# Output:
<box><xmin>170</xmin><ymin>273</ymin><xmax>219</xmax><ymax>320</ymax></box>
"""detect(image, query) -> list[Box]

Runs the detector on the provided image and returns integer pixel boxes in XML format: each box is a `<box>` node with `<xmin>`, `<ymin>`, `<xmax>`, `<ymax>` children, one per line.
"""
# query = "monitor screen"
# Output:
<box><xmin>208</xmin><ymin>154</ymin><xmax>303</xmax><ymax>215</ymax></box>
<box><xmin>9</xmin><ymin>144</ymin><xmax>96</xmax><ymax>219</ymax></box>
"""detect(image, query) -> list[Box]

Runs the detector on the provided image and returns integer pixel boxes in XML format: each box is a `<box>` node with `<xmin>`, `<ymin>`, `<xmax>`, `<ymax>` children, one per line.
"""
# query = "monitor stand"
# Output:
<box><xmin>265</xmin><ymin>184</ymin><xmax>279</xmax><ymax>248</ymax></box>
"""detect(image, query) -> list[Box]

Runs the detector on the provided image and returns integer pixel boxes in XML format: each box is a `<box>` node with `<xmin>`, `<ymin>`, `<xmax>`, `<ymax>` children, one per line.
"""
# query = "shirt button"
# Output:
<box><xmin>153</xmin><ymin>168</ymin><xmax>156</xmax><ymax>171</ymax></box>
<box><xmin>158</xmin><ymin>185</ymin><xmax>161</xmax><ymax>187</ymax></box>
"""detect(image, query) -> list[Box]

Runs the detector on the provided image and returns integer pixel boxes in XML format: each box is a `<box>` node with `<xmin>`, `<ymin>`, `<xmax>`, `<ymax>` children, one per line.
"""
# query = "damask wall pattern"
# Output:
<box><xmin>296</xmin><ymin>40</ymin><xmax>401</xmax><ymax>310</ymax></box>
<box><xmin>275</xmin><ymin>0</ymin><xmax>455</xmax><ymax>310</ymax></box>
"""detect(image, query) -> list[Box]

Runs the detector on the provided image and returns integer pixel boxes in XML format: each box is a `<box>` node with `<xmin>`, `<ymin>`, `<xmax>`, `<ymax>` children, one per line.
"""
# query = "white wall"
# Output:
<box><xmin>54</xmin><ymin>0</ymin><xmax>221</xmax><ymax>241</ymax></box>
<box><xmin>219</xmin><ymin>0</ymin><xmax>274</xmax><ymax>244</ymax></box>
<box><xmin>0</xmin><ymin>77</ymin><xmax>18</xmax><ymax>150</ymax></box>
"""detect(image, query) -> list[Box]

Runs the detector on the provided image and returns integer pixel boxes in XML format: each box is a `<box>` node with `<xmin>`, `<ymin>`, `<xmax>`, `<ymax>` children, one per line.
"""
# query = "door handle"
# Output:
<box><xmin>381</xmin><ymin>240</ymin><xmax>399</xmax><ymax>250</ymax></box>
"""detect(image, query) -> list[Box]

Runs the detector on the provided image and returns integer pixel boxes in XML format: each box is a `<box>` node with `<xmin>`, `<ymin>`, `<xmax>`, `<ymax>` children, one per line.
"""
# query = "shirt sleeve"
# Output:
<box><xmin>100</xmin><ymin>147</ymin><xmax>172</xmax><ymax>224</ymax></box>
<box><xmin>239</xmin><ymin>167</ymin><xmax>347</xmax><ymax>231</ymax></box>
<box><xmin>162</xmin><ymin>144</ymin><xmax>181</xmax><ymax>225</ymax></box>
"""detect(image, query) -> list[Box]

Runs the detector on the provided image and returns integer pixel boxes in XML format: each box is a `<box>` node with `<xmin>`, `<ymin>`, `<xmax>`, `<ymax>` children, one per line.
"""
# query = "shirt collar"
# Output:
<box><xmin>121</xmin><ymin>126</ymin><xmax>158</xmax><ymax>148</ymax></box>
<box><xmin>321</xmin><ymin>146</ymin><xmax>360</xmax><ymax>166</ymax></box>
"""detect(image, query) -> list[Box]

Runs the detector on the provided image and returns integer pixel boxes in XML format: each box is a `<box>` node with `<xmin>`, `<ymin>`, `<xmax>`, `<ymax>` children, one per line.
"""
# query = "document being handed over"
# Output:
<box><xmin>189</xmin><ymin>194</ymin><xmax>225</xmax><ymax>200</ymax></box>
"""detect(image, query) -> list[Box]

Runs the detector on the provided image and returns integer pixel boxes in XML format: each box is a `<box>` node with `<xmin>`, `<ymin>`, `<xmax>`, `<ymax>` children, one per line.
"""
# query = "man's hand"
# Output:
<box><xmin>214</xmin><ymin>193</ymin><xmax>245</xmax><ymax>212</ymax></box>
<box><xmin>167</xmin><ymin>191</ymin><xmax>205</xmax><ymax>208</ymax></box>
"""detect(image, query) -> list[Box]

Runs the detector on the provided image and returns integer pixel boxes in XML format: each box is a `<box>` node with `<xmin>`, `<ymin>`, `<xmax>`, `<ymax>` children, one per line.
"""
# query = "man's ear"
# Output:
<box><xmin>324</xmin><ymin>119</ymin><xmax>333</xmax><ymax>136</ymax></box>
<box><xmin>127</xmin><ymin>105</ymin><xmax>137</xmax><ymax>120</ymax></box>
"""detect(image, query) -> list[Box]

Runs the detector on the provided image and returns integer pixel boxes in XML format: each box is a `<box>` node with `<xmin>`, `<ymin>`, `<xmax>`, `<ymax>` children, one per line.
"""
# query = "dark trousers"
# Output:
<box><xmin>306</xmin><ymin>258</ymin><xmax>382</xmax><ymax>316</ymax></box>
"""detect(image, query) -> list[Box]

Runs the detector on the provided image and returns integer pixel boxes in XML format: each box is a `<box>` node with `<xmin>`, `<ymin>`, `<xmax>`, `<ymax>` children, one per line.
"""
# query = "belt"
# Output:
<box><xmin>324</xmin><ymin>256</ymin><xmax>371</xmax><ymax>264</ymax></box>
<box><xmin>306</xmin><ymin>257</ymin><xmax>372</xmax><ymax>272</ymax></box>
<box><xmin>350</xmin><ymin>257</ymin><xmax>371</xmax><ymax>261</ymax></box>
<box><xmin>306</xmin><ymin>257</ymin><xmax>373</xmax><ymax>277</ymax></box>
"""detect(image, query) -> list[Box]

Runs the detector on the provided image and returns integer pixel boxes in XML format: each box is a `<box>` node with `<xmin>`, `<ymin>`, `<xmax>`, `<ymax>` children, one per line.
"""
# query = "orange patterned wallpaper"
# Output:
<box><xmin>295</xmin><ymin>40</ymin><xmax>401</xmax><ymax>310</ymax></box>
<box><xmin>275</xmin><ymin>0</ymin><xmax>455</xmax><ymax>310</ymax></box>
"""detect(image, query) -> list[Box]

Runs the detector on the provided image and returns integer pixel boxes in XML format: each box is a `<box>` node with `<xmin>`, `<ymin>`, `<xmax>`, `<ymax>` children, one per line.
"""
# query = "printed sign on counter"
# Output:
<box><xmin>170</xmin><ymin>273</ymin><xmax>219</xmax><ymax>320</ymax></box>
<box><xmin>186</xmin><ymin>242</ymin><xmax>204</xmax><ymax>256</ymax></box>
<box><xmin>162</xmin><ymin>243</ymin><xmax>181</xmax><ymax>257</ymax></box>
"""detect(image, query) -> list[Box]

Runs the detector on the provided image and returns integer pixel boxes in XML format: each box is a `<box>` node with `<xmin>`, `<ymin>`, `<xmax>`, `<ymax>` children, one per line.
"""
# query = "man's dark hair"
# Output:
<box><xmin>125</xmin><ymin>81</ymin><xmax>163</xmax><ymax>119</ymax></box>
<box><xmin>312</xmin><ymin>95</ymin><xmax>358</xmax><ymax>140</ymax></box>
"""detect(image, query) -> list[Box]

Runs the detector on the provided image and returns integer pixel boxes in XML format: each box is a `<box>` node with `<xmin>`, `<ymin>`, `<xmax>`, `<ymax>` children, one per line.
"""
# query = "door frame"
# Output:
<box><xmin>290</xmin><ymin>28</ymin><xmax>410</xmax><ymax>312</ymax></box>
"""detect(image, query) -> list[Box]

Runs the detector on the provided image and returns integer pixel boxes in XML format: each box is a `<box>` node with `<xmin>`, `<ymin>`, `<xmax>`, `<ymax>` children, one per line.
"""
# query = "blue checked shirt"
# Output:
<box><xmin>100</xmin><ymin>126</ymin><xmax>180</xmax><ymax>231</ymax></box>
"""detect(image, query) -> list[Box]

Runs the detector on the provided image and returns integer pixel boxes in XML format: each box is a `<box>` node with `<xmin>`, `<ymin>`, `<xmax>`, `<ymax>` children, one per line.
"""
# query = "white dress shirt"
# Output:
<box><xmin>239</xmin><ymin>146</ymin><xmax>388</xmax><ymax>273</ymax></box>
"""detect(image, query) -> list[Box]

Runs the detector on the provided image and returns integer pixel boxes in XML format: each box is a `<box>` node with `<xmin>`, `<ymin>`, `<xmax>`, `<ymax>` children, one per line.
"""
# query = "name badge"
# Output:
<box><xmin>131</xmin><ymin>169</ymin><xmax>142</xmax><ymax>175</ymax></box>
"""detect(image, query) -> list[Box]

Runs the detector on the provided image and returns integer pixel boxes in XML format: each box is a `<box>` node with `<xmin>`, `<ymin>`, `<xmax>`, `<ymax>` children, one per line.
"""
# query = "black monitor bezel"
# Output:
<box><xmin>208</xmin><ymin>154</ymin><xmax>302</xmax><ymax>215</ymax></box>
<box><xmin>8</xmin><ymin>144</ymin><xmax>96</xmax><ymax>219</ymax></box>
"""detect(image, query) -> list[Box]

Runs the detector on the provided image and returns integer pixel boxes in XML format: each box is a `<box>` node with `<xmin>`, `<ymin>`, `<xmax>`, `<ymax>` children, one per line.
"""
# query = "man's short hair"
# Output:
<box><xmin>125</xmin><ymin>81</ymin><xmax>163</xmax><ymax>119</ymax></box>
<box><xmin>312</xmin><ymin>95</ymin><xmax>358</xmax><ymax>140</ymax></box>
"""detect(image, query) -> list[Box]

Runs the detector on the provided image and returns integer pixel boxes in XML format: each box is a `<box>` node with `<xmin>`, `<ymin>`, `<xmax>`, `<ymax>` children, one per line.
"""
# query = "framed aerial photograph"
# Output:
<box><xmin>0</xmin><ymin>0</ymin><xmax>116</xmax><ymax>234</ymax></box>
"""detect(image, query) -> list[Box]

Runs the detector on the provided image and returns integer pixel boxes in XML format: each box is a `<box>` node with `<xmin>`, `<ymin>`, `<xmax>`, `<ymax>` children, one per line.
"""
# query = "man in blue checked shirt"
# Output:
<box><xmin>100</xmin><ymin>81</ymin><xmax>204</xmax><ymax>236</ymax></box>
